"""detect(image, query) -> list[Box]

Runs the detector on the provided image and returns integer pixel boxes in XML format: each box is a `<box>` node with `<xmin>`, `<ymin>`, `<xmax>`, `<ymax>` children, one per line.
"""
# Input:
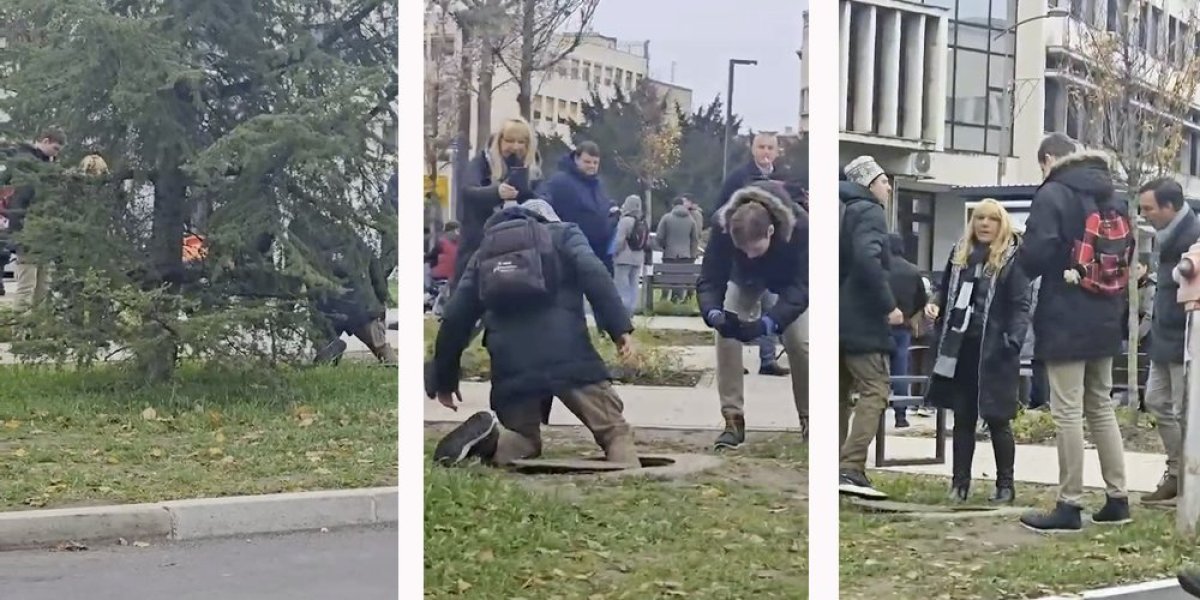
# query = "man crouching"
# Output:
<box><xmin>428</xmin><ymin>199</ymin><xmax>640</xmax><ymax>467</ymax></box>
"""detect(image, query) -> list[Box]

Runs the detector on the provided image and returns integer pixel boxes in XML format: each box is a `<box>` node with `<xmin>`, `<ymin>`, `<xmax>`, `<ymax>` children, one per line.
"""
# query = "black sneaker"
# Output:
<box><xmin>313</xmin><ymin>339</ymin><xmax>347</xmax><ymax>365</ymax></box>
<box><xmin>758</xmin><ymin>363</ymin><xmax>790</xmax><ymax>376</ymax></box>
<box><xmin>895</xmin><ymin>413</ymin><xmax>910</xmax><ymax>428</ymax></box>
<box><xmin>838</xmin><ymin>469</ymin><xmax>888</xmax><ymax>499</ymax></box>
<box><xmin>1178</xmin><ymin>567</ymin><xmax>1200</xmax><ymax>597</ymax></box>
<box><xmin>1091</xmin><ymin>494</ymin><xmax>1132</xmax><ymax>525</ymax></box>
<box><xmin>798</xmin><ymin>416</ymin><xmax>808</xmax><ymax>443</ymax></box>
<box><xmin>433</xmin><ymin>411</ymin><xmax>499</xmax><ymax>466</ymax></box>
<box><xmin>1020</xmin><ymin>501</ymin><xmax>1083</xmax><ymax>533</ymax></box>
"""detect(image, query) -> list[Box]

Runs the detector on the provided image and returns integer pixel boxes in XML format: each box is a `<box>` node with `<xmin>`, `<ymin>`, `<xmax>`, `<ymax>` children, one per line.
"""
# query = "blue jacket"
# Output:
<box><xmin>538</xmin><ymin>154</ymin><xmax>616</xmax><ymax>267</ymax></box>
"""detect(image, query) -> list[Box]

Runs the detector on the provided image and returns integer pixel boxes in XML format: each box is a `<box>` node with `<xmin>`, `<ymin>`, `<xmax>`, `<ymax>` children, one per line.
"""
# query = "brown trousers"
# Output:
<box><xmin>492</xmin><ymin>382</ymin><xmax>638</xmax><ymax>466</ymax></box>
<box><xmin>839</xmin><ymin>352</ymin><xmax>890</xmax><ymax>472</ymax></box>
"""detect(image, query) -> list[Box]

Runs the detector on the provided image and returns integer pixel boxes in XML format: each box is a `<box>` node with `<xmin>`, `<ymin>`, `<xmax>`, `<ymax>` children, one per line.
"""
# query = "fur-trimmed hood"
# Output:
<box><xmin>713</xmin><ymin>183</ymin><xmax>800</xmax><ymax>243</ymax></box>
<box><xmin>1044</xmin><ymin>149</ymin><xmax>1116</xmax><ymax>204</ymax></box>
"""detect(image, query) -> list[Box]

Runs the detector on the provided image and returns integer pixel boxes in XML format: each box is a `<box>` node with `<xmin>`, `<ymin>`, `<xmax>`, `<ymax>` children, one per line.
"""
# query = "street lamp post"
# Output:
<box><xmin>993</xmin><ymin>8</ymin><xmax>1069</xmax><ymax>185</ymax></box>
<box><xmin>723</xmin><ymin>58</ymin><xmax>758</xmax><ymax>180</ymax></box>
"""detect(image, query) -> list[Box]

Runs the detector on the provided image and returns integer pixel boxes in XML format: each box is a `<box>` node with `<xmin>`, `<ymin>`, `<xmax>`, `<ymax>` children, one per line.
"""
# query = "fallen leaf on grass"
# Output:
<box><xmin>149</xmin><ymin>448</ymin><xmax>164</xmax><ymax>458</ymax></box>
<box><xmin>11</xmin><ymin>448</ymin><xmax>27</xmax><ymax>458</ymax></box>
<box><xmin>105</xmin><ymin>456</ymin><xmax>119</xmax><ymax>465</ymax></box>
<box><xmin>220</xmin><ymin>455</ymin><xmax>235</xmax><ymax>465</ymax></box>
<box><xmin>141</xmin><ymin>407</ymin><xmax>157</xmax><ymax>421</ymax></box>
<box><xmin>305</xmin><ymin>451</ymin><xmax>323</xmax><ymax>463</ymax></box>
<box><xmin>214</xmin><ymin>432</ymin><xmax>226</xmax><ymax>444</ymax></box>
<box><xmin>456</xmin><ymin>580</ymin><xmax>472</xmax><ymax>592</ymax></box>
<box><xmin>4</xmin><ymin>419</ymin><xmax>20</xmax><ymax>429</ymax></box>
<box><xmin>206</xmin><ymin>448</ymin><xmax>223</xmax><ymax>457</ymax></box>
<box><xmin>476</xmin><ymin>549</ymin><xmax>494</xmax><ymax>562</ymax></box>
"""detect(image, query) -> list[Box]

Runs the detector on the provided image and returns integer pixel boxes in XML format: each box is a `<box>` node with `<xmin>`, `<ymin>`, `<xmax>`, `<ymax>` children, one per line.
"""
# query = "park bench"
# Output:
<box><xmin>643</xmin><ymin>262</ymin><xmax>702</xmax><ymax>312</ymax></box>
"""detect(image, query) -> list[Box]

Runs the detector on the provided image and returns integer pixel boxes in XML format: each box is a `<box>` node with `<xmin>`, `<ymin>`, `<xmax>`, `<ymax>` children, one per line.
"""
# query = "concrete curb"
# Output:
<box><xmin>1037</xmin><ymin>579</ymin><xmax>1188</xmax><ymax>599</ymax></box>
<box><xmin>0</xmin><ymin>487</ymin><xmax>397</xmax><ymax>551</ymax></box>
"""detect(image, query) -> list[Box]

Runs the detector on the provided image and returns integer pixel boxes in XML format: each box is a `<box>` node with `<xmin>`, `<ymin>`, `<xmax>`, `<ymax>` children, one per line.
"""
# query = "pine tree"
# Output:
<box><xmin>0</xmin><ymin>0</ymin><xmax>395</xmax><ymax>380</ymax></box>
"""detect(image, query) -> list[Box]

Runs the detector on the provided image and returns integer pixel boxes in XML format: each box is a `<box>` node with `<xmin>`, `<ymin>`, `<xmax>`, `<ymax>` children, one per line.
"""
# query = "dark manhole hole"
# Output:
<box><xmin>510</xmin><ymin>455</ymin><xmax>676</xmax><ymax>475</ymax></box>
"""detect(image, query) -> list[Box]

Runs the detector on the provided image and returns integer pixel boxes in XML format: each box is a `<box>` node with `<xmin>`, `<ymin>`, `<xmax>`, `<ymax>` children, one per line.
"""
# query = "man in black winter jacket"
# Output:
<box><xmin>887</xmin><ymin>233</ymin><xmax>931</xmax><ymax>429</ymax></box>
<box><xmin>713</xmin><ymin>133</ymin><xmax>785</xmax><ymax>219</ymax></box>
<box><xmin>698</xmin><ymin>179</ymin><xmax>809</xmax><ymax>449</ymax></box>
<box><xmin>0</xmin><ymin>129</ymin><xmax>65</xmax><ymax>310</ymax></box>
<box><xmin>1135</xmin><ymin>178</ymin><xmax>1200</xmax><ymax>505</ymax></box>
<box><xmin>429</xmin><ymin>199</ymin><xmax>640</xmax><ymax>468</ymax></box>
<box><xmin>838</xmin><ymin>155</ymin><xmax>901</xmax><ymax>500</ymax></box>
<box><xmin>1018</xmin><ymin>133</ymin><xmax>1131</xmax><ymax>532</ymax></box>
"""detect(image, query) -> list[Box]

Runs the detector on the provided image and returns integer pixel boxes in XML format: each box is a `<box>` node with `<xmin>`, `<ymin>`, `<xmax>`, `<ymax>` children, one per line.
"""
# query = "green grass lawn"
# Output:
<box><xmin>0</xmin><ymin>364</ymin><xmax>397</xmax><ymax>511</ymax></box>
<box><xmin>425</xmin><ymin>428</ymin><xmax>808</xmax><ymax>599</ymax></box>
<box><xmin>841</xmin><ymin>471</ymin><xmax>1200</xmax><ymax>599</ymax></box>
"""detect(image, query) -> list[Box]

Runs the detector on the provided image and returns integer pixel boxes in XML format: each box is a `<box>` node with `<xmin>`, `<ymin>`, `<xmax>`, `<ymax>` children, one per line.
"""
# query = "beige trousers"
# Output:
<box><xmin>715</xmin><ymin>282</ymin><xmax>808</xmax><ymax>423</ymax></box>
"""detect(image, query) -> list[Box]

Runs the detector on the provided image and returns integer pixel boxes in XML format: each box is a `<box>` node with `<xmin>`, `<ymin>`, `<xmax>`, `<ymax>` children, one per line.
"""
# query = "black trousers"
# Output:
<box><xmin>951</xmin><ymin>337</ymin><xmax>1015</xmax><ymax>487</ymax></box>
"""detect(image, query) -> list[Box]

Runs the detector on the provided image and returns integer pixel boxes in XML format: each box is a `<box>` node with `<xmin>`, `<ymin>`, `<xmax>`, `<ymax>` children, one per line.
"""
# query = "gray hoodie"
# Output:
<box><xmin>656</xmin><ymin>203</ymin><xmax>699</xmax><ymax>260</ymax></box>
<box><xmin>613</xmin><ymin>195</ymin><xmax>645</xmax><ymax>267</ymax></box>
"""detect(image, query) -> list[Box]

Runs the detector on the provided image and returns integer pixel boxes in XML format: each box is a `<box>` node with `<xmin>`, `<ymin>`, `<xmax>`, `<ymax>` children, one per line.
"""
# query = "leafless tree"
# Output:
<box><xmin>1064</xmin><ymin>0</ymin><xmax>1200</xmax><ymax>408</ymax></box>
<box><xmin>493</xmin><ymin>0</ymin><xmax>601</xmax><ymax>121</ymax></box>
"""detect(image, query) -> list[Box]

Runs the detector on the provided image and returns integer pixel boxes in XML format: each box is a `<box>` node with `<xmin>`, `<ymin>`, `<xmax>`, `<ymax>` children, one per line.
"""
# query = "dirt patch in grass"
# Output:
<box><xmin>0</xmin><ymin>364</ymin><xmax>397</xmax><ymax>511</ymax></box>
<box><xmin>842</xmin><ymin>471</ymin><xmax>1196</xmax><ymax>599</ymax></box>
<box><xmin>894</xmin><ymin>407</ymin><xmax>1167</xmax><ymax>454</ymax></box>
<box><xmin>424</xmin><ymin>424</ymin><xmax>808</xmax><ymax>599</ymax></box>
<box><xmin>424</xmin><ymin>318</ymin><xmax>707</xmax><ymax>387</ymax></box>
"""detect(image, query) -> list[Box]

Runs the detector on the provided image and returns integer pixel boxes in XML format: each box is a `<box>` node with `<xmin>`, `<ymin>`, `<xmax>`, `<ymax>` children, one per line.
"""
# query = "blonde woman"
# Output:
<box><xmin>925</xmin><ymin>199</ymin><xmax>1031</xmax><ymax>504</ymax></box>
<box><xmin>455</xmin><ymin>117</ymin><xmax>542</xmax><ymax>292</ymax></box>
<box><xmin>79</xmin><ymin>154</ymin><xmax>109</xmax><ymax>176</ymax></box>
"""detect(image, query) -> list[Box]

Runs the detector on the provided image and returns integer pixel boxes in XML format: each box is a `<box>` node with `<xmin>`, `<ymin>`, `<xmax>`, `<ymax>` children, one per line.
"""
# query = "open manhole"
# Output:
<box><xmin>508</xmin><ymin>453</ymin><xmax>720</xmax><ymax>478</ymax></box>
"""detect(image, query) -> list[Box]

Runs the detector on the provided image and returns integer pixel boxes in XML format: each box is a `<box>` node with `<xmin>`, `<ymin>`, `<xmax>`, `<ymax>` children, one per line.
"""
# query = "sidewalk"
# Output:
<box><xmin>586</xmin><ymin>314</ymin><xmax>708</xmax><ymax>332</ymax></box>
<box><xmin>874</xmin><ymin>434</ymin><xmax>1166</xmax><ymax>494</ymax></box>
<box><xmin>427</xmin><ymin>379</ymin><xmax>1170</xmax><ymax>493</ymax></box>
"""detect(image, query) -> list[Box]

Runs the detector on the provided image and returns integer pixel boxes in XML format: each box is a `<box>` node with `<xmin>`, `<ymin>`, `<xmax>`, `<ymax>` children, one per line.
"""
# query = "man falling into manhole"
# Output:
<box><xmin>426</xmin><ymin>199</ymin><xmax>641</xmax><ymax>468</ymax></box>
<box><xmin>698</xmin><ymin>178</ymin><xmax>809</xmax><ymax>450</ymax></box>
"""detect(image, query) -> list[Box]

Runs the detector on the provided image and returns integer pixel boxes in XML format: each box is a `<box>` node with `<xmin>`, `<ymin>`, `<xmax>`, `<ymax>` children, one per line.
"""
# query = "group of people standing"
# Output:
<box><xmin>839</xmin><ymin>132</ymin><xmax>1198</xmax><ymax>533</ymax></box>
<box><xmin>427</xmin><ymin>118</ymin><xmax>810</xmax><ymax>468</ymax></box>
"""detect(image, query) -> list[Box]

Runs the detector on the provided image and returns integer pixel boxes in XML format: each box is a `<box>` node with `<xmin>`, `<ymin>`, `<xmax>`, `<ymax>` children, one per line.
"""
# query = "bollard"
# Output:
<box><xmin>1175</xmin><ymin>241</ymin><xmax>1200</xmax><ymax>538</ymax></box>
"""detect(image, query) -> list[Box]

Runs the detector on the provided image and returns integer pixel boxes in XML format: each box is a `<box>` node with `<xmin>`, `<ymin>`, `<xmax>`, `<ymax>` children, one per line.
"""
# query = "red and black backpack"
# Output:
<box><xmin>1070</xmin><ymin>194</ymin><xmax>1133</xmax><ymax>296</ymax></box>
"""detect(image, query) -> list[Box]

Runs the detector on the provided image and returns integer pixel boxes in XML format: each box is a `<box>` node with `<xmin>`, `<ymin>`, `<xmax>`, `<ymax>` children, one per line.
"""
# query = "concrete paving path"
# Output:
<box><xmin>874</xmin><ymin>434</ymin><xmax>1167</xmax><ymax>494</ymax></box>
<box><xmin>0</xmin><ymin>525</ymin><xmax>398</xmax><ymax>600</ymax></box>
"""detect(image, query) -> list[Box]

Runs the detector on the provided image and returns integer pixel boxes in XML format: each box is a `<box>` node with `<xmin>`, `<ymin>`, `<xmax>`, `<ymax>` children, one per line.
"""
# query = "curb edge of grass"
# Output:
<box><xmin>1034</xmin><ymin>577</ymin><xmax>1180</xmax><ymax>599</ymax></box>
<box><xmin>0</xmin><ymin>486</ymin><xmax>398</xmax><ymax>551</ymax></box>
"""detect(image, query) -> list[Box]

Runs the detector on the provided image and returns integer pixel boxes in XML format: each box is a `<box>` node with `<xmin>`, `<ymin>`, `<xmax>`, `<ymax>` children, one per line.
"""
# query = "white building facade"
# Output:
<box><xmin>809</xmin><ymin>0</ymin><xmax>1200</xmax><ymax>269</ymax></box>
<box><xmin>423</xmin><ymin>5</ymin><xmax>692</xmax><ymax>156</ymax></box>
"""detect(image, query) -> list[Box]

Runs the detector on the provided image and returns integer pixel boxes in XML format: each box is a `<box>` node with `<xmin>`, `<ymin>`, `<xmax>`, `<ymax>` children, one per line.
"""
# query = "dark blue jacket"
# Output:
<box><xmin>538</xmin><ymin>154</ymin><xmax>616</xmax><ymax>268</ymax></box>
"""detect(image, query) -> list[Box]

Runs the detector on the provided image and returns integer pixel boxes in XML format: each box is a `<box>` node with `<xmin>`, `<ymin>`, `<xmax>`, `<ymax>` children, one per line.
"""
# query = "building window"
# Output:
<box><xmin>604</xmin><ymin>66</ymin><xmax>613</xmax><ymax>86</ymax></box>
<box><xmin>569</xmin><ymin>100</ymin><xmax>579</xmax><ymax>120</ymax></box>
<box><xmin>945</xmin><ymin>0</ymin><xmax>1015</xmax><ymax>155</ymax></box>
<box><xmin>582</xmin><ymin>62</ymin><xmax>592</xmax><ymax>82</ymax></box>
<box><xmin>625</xmin><ymin>71</ymin><xmax>633</xmax><ymax>89</ymax></box>
<box><xmin>532</xmin><ymin>95</ymin><xmax>543</xmax><ymax>121</ymax></box>
<box><xmin>557</xmin><ymin>99</ymin><xmax>568</xmax><ymax>124</ymax></box>
<box><xmin>570</xmin><ymin>59</ymin><xmax>580</xmax><ymax>80</ymax></box>
<box><xmin>594</xmin><ymin>64</ymin><xmax>602</xmax><ymax>84</ymax></box>
<box><xmin>614</xmin><ymin>68</ymin><xmax>624</xmax><ymax>88</ymax></box>
<box><xmin>1044</xmin><ymin>79</ymin><xmax>1062</xmax><ymax>133</ymax></box>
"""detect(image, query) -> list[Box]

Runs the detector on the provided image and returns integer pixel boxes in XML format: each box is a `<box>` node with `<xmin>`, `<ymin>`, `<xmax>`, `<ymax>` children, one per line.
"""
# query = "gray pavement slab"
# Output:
<box><xmin>0</xmin><ymin>525</ymin><xmax>398</xmax><ymax>600</ymax></box>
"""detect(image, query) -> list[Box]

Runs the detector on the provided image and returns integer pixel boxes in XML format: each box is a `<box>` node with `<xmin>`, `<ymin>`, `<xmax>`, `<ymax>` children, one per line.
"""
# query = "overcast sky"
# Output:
<box><xmin>590</xmin><ymin>0</ymin><xmax>807</xmax><ymax>133</ymax></box>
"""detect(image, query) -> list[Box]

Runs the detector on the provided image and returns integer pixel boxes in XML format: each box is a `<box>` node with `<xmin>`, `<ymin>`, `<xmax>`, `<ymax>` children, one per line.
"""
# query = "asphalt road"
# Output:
<box><xmin>0</xmin><ymin>526</ymin><xmax>399</xmax><ymax>600</ymax></box>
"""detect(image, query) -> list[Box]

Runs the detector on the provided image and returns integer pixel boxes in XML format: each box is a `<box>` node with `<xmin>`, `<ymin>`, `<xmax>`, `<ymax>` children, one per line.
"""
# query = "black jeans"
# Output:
<box><xmin>951</xmin><ymin>336</ymin><xmax>1016</xmax><ymax>487</ymax></box>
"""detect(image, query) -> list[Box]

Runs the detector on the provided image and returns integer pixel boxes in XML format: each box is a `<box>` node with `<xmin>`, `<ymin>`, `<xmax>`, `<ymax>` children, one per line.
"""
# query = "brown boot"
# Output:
<box><xmin>601</xmin><ymin>428</ymin><xmax>640</xmax><ymax>467</ymax></box>
<box><xmin>1143</xmin><ymin>474</ymin><xmax>1179</xmax><ymax>505</ymax></box>
<box><xmin>714</xmin><ymin>413</ymin><xmax>746</xmax><ymax>450</ymax></box>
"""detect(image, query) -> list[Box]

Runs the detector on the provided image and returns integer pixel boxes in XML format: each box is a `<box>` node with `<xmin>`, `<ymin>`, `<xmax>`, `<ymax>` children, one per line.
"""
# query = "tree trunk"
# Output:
<box><xmin>141</xmin><ymin>161</ymin><xmax>186</xmax><ymax>382</ymax></box>
<box><xmin>456</xmin><ymin>22</ymin><xmax>474</xmax><ymax>155</ymax></box>
<box><xmin>476</xmin><ymin>40</ymin><xmax>495</xmax><ymax>152</ymax></box>
<box><xmin>516</xmin><ymin>0</ymin><xmax>536</xmax><ymax>120</ymax></box>
<box><xmin>426</xmin><ymin>79</ymin><xmax>441</xmax><ymax>194</ymax></box>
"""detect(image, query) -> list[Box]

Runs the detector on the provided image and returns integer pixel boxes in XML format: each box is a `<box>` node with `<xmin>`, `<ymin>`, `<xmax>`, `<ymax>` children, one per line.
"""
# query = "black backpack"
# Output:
<box><xmin>626</xmin><ymin>216</ymin><xmax>649</xmax><ymax>251</ymax></box>
<box><xmin>475</xmin><ymin>208</ymin><xmax>559</xmax><ymax>309</ymax></box>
